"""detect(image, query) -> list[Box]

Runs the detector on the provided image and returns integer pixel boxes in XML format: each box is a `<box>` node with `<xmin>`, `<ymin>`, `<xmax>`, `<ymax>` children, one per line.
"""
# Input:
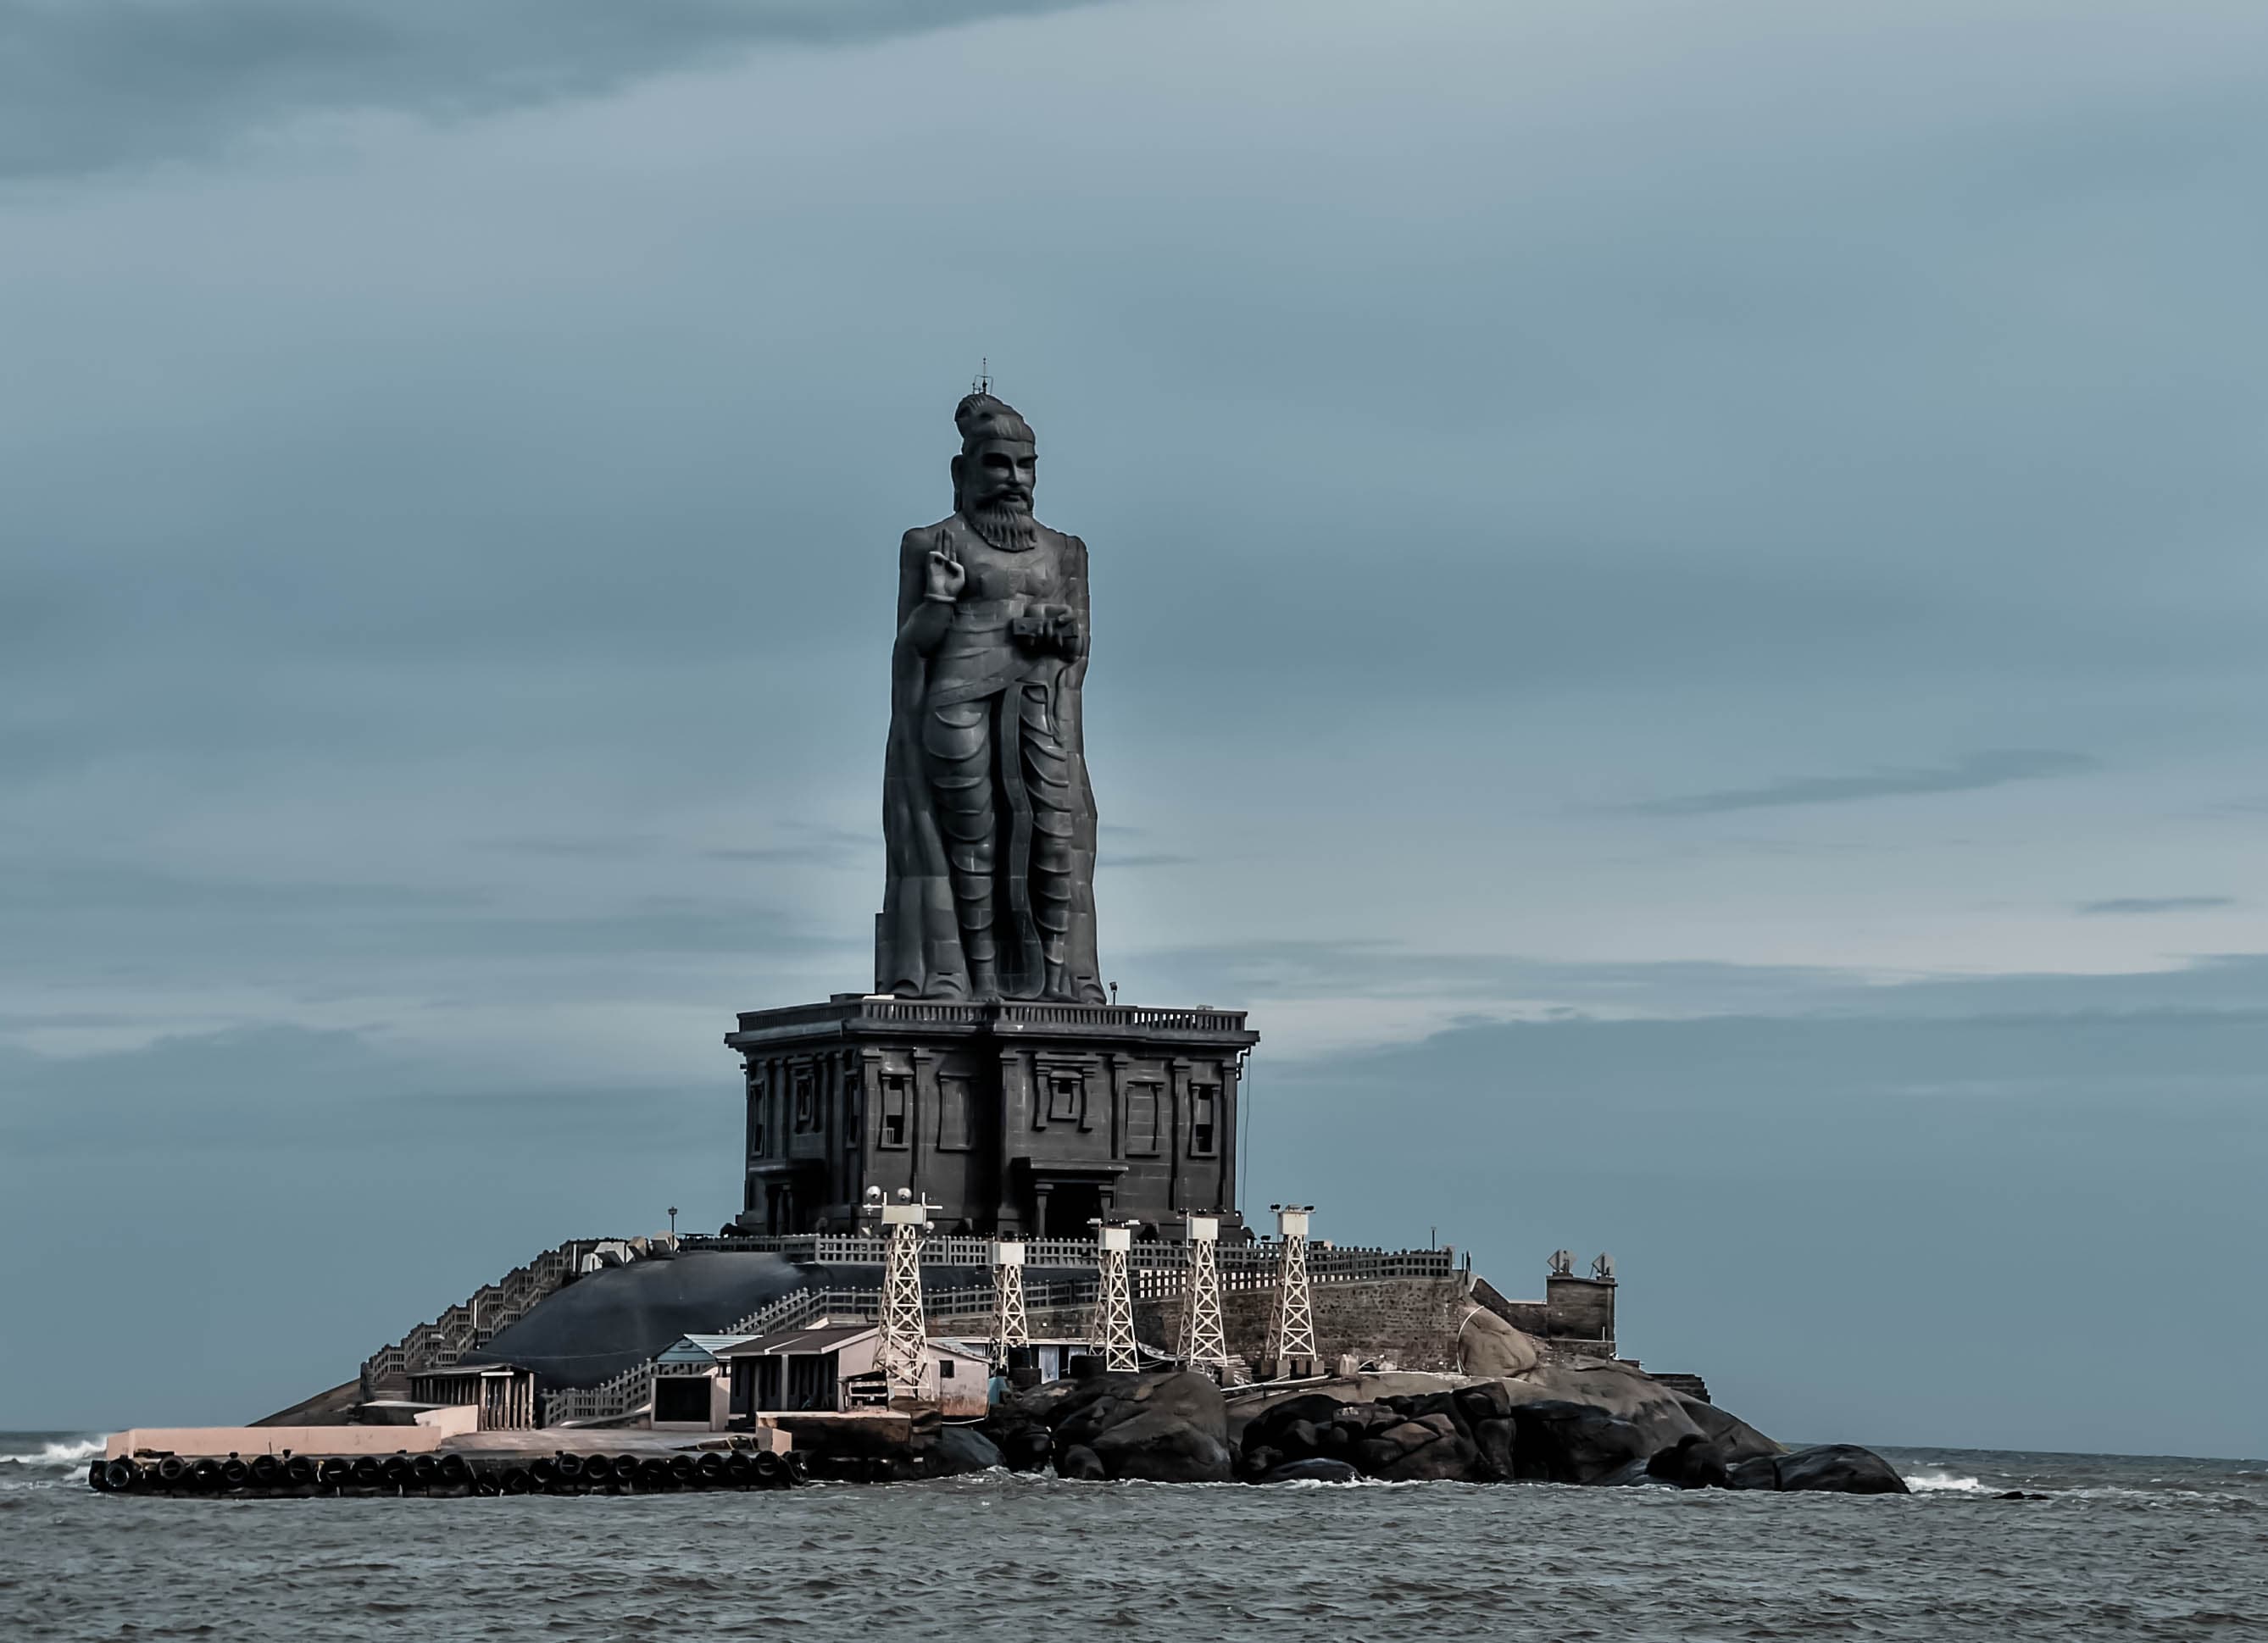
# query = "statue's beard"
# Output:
<box><xmin>965</xmin><ymin>501</ymin><xmax>1038</xmax><ymax>552</ymax></box>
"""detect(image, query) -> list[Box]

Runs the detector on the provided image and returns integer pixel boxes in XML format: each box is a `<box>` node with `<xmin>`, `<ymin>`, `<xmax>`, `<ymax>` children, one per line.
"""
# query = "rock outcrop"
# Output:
<box><xmin>929</xmin><ymin>1424</ymin><xmax>1004</xmax><ymax>1476</ymax></box>
<box><xmin>804</xmin><ymin>1300</ymin><xmax>1898</xmax><ymax>1498</ymax></box>
<box><xmin>1006</xmin><ymin>1369</ymin><xmax>1235</xmax><ymax>1484</ymax></box>
<box><xmin>1457</xmin><ymin>1305</ymin><xmax>1541</xmax><ymax>1377</ymax></box>
<box><xmin>1729</xmin><ymin>1444</ymin><xmax>1910</xmax><ymax>1495</ymax></box>
<box><xmin>1181</xmin><ymin>1339</ymin><xmax>1901</xmax><ymax>1496</ymax></box>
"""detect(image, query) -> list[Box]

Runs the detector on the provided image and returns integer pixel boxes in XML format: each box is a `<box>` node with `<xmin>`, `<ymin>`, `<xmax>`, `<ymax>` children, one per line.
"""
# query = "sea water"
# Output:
<box><xmin>5</xmin><ymin>1434</ymin><xmax>2263</xmax><ymax>1640</ymax></box>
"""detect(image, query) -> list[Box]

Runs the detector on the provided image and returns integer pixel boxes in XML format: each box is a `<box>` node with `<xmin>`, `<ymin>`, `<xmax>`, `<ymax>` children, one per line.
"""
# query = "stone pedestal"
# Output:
<box><xmin>726</xmin><ymin>996</ymin><xmax>1258</xmax><ymax>1238</ymax></box>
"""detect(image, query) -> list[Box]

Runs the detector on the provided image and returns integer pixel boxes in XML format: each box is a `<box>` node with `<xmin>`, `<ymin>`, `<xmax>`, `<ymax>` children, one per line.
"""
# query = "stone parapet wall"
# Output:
<box><xmin>969</xmin><ymin>1278</ymin><xmax>1481</xmax><ymax>1373</ymax></box>
<box><xmin>1534</xmin><ymin>1336</ymin><xmax>1617</xmax><ymax>1364</ymax></box>
<box><xmin>1471</xmin><ymin>1274</ymin><xmax>1617</xmax><ymax>1364</ymax></box>
<box><xmin>1134</xmin><ymin>1276</ymin><xmax>1478</xmax><ymax>1372</ymax></box>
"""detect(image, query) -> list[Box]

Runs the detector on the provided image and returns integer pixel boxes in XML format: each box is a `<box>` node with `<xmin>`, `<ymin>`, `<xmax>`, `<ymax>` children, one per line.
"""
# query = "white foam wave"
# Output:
<box><xmin>1901</xmin><ymin>1468</ymin><xmax>1992</xmax><ymax>1494</ymax></box>
<box><xmin>0</xmin><ymin>1437</ymin><xmax>107</xmax><ymax>1468</ymax></box>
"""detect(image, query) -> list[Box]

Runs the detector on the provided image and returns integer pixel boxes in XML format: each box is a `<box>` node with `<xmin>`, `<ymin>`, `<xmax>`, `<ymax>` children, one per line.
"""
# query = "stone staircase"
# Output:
<box><xmin>359</xmin><ymin>1239</ymin><xmax>611</xmax><ymax>1400</ymax></box>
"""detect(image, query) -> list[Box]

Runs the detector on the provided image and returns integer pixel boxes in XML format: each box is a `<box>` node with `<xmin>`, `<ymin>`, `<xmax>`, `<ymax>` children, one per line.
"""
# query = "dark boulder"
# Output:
<box><xmin>981</xmin><ymin>1412</ymin><xmax>1054</xmax><ymax>1472</ymax></box>
<box><xmin>1091</xmin><ymin>1410</ymin><xmax>1236</xmax><ymax>1483</ymax></box>
<box><xmin>1372</xmin><ymin>1430</ymin><xmax>1485</xmax><ymax>1482</ymax></box>
<box><xmin>1508</xmin><ymin>1399</ymin><xmax>1657</xmax><ymax>1485</ymax></box>
<box><xmin>1454</xmin><ymin>1380</ymin><xmax>1515</xmax><ymax>1428</ymax></box>
<box><xmin>1646</xmin><ymin>1433</ymin><xmax>1732</xmax><ymax>1490</ymax></box>
<box><xmin>1053</xmin><ymin>1371</ymin><xmax>1227</xmax><ymax>1452</ymax></box>
<box><xmin>1726</xmin><ymin>1454</ymin><xmax>1782</xmax><ymax>1491</ymax></box>
<box><xmin>1262</xmin><ymin>1457</ymin><xmax>1360</xmax><ymax>1484</ymax></box>
<box><xmin>1354</xmin><ymin>1413</ymin><xmax>1485</xmax><ymax>1482</ymax></box>
<box><xmin>1473</xmin><ymin>1416</ymin><xmax>1519</xmax><ymax>1480</ymax></box>
<box><xmin>1025</xmin><ymin>1371</ymin><xmax>1142</xmax><ymax>1437</ymax></box>
<box><xmin>1024</xmin><ymin>1370</ymin><xmax>1234</xmax><ymax>1484</ymax></box>
<box><xmin>1332</xmin><ymin>1401</ymin><xmax>1394</xmax><ymax>1430</ymax></box>
<box><xmin>1386</xmin><ymin>1391</ymin><xmax>1475</xmax><ymax>1441</ymax></box>
<box><xmin>1242</xmin><ymin>1393</ymin><xmax>1355</xmax><ymax>1457</ymax></box>
<box><xmin>927</xmin><ymin>1424</ymin><xmax>1004</xmax><ymax>1476</ymax></box>
<box><xmin>1055</xmin><ymin>1444</ymin><xmax>1106</xmax><ymax>1481</ymax></box>
<box><xmin>1726</xmin><ymin>1444</ymin><xmax>1909</xmax><ymax>1494</ymax></box>
<box><xmin>1671</xmin><ymin>1394</ymin><xmax>1783</xmax><ymax>1466</ymax></box>
<box><xmin>1504</xmin><ymin>1360</ymin><xmax>1705</xmax><ymax>1460</ymax></box>
<box><xmin>1771</xmin><ymin>1445</ymin><xmax>1910</xmax><ymax>1495</ymax></box>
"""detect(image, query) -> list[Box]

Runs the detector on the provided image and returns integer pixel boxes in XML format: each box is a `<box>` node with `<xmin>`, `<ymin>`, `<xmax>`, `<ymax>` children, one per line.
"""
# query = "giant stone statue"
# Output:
<box><xmin>878</xmin><ymin>392</ymin><xmax>1104</xmax><ymax>1002</ymax></box>
<box><xmin>728</xmin><ymin>384</ymin><xmax>1254</xmax><ymax>1239</ymax></box>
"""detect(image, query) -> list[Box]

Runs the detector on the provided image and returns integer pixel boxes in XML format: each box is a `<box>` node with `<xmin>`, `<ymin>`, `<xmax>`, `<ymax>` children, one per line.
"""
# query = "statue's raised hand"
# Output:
<box><xmin>925</xmin><ymin>547</ymin><xmax>966</xmax><ymax>602</ymax></box>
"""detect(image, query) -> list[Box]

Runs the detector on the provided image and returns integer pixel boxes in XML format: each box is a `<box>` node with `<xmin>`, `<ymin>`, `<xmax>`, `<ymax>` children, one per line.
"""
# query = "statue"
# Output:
<box><xmin>877</xmin><ymin>391</ymin><xmax>1105</xmax><ymax>1002</ymax></box>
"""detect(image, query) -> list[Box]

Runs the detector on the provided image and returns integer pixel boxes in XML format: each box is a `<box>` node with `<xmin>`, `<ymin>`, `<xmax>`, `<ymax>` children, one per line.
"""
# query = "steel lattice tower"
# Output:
<box><xmin>867</xmin><ymin>1191</ymin><xmax>931</xmax><ymax>1401</ymax></box>
<box><xmin>1266</xmin><ymin>1204</ymin><xmax>1318</xmax><ymax>1379</ymax></box>
<box><xmin>990</xmin><ymin>1237</ymin><xmax>1030</xmax><ymax>1369</ymax></box>
<box><xmin>1092</xmin><ymin>1222</ymin><xmax>1139</xmax><ymax>1373</ymax></box>
<box><xmin>1178</xmin><ymin>1214</ymin><xmax>1231</xmax><ymax>1380</ymax></box>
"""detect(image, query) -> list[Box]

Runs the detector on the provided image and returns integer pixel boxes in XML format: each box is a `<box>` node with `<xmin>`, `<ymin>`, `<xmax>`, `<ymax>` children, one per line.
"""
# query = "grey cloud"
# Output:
<box><xmin>0</xmin><ymin>0</ymin><xmax>1108</xmax><ymax>179</ymax></box>
<box><xmin>0</xmin><ymin>857</ymin><xmax>837</xmax><ymax>980</ymax></box>
<box><xmin>1117</xmin><ymin>940</ymin><xmax>2268</xmax><ymax>1025</ymax></box>
<box><xmin>2077</xmin><ymin>896</ymin><xmax>2237</xmax><ymax>916</ymax></box>
<box><xmin>0</xmin><ymin>862</ymin><xmax>485</xmax><ymax>915</ymax></box>
<box><xmin>1099</xmin><ymin>852</ymin><xmax>1196</xmax><ymax>870</ymax></box>
<box><xmin>1617</xmin><ymin>750</ymin><xmax>2098</xmax><ymax>818</ymax></box>
<box><xmin>1115</xmin><ymin>940</ymin><xmax>1868</xmax><ymax>1017</ymax></box>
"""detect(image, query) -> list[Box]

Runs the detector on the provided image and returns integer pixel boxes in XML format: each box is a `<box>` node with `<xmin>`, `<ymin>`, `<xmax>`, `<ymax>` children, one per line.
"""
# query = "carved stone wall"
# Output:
<box><xmin>728</xmin><ymin>996</ymin><xmax>1258</xmax><ymax>1237</ymax></box>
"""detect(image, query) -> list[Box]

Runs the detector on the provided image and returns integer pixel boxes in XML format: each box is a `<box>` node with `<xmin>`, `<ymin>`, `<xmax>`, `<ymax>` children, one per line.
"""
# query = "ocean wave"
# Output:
<box><xmin>1901</xmin><ymin>1468</ymin><xmax>1992</xmax><ymax>1494</ymax></box>
<box><xmin>0</xmin><ymin>1436</ymin><xmax>107</xmax><ymax>1468</ymax></box>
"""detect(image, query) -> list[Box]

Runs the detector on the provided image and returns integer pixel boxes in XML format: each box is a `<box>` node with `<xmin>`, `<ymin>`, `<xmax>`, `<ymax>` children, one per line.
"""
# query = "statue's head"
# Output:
<box><xmin>952</xmin><ymin>392</ymin><xmax>1038</xmax><ymax>547</ymax></box>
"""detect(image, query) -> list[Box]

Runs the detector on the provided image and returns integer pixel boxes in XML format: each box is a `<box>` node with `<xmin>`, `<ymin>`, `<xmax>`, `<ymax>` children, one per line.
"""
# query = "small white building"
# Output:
<box><xmin>718</xmin><ymin>1326</ymin><xmax>992</xmax><ymax>1419</ymax></box>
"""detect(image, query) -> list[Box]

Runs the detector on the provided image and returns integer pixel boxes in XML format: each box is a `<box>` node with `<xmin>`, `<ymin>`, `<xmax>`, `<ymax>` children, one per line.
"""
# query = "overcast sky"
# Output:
<box><xmin>3</xmin><ymin>0</ymin><xmax>2264</xmax><ymax>1456</ymax></box>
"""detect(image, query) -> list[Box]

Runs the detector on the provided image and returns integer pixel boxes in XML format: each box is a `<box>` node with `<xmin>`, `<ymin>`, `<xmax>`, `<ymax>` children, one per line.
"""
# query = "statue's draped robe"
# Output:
<box><xmin>878</xmin><ymin>514</ymin><xmax>1103</xmax><ymax>1002</ymax></box>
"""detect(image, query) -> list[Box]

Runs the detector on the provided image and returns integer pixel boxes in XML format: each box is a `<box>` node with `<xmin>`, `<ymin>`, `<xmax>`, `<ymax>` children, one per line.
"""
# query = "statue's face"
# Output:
<box><xmin>961</xmin><ymin>438</ymin><xmax>1037</xmax><ymax>515</ymax></box>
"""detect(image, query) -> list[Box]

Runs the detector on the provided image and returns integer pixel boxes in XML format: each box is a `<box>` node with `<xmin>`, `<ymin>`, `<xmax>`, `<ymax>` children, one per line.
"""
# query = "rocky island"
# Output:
<box><xmin>92</xmin><ymin>386</ymin><xmax>1904</xmax><ymax>1501</ymax></box>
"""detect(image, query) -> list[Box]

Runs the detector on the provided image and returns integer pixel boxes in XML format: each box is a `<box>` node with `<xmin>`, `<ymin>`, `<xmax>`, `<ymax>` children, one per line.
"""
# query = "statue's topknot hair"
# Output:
<box><xmin>954</xmin><ymin>392</ymin><xmax>1034</xmax><ymax>452</ymax></box>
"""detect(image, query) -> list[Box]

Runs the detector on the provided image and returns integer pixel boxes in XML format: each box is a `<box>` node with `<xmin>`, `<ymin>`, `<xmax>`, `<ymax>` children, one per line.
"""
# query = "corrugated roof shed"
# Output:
<box><xmin>653</xmin><ymin>1334</ymin><xmax>757</xmax><ymax>1365</ymax></box>
<box><xmin>716</xmin><ymin>1325</ymin><xmax>876</xmax><ymax>1358</ymax></box>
